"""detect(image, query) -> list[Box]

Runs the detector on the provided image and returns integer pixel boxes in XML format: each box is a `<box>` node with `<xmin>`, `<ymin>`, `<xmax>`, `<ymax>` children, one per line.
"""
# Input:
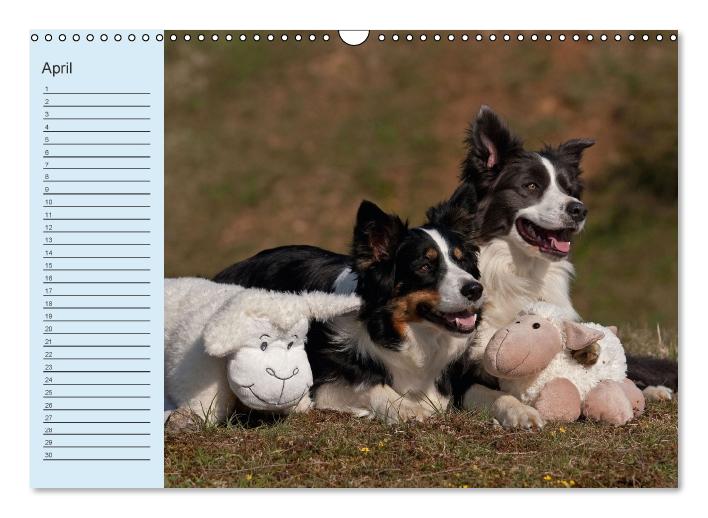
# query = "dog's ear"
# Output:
<box><xmin>555</xmin><ymin>138</ymin><xmax>595</xmax><ymax>171</ymax></box>
<box><xmin>352</xmin><ymin>200</ymin><xmax>407</xmax><ymax>271</ymax></box>
<box><xmin>426</xmin><ymin>183</ymin><xmax>479</xmax><ymax>240</ymax></box>
<box><xmin>461</xmin><ymin>105</ymin><xmax>524</xmax><ymax>188</ymax></box>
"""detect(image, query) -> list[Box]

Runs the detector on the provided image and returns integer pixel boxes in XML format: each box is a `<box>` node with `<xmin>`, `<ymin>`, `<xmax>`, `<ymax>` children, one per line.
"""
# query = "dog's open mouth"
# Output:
<box><xmin>516</xmin><ymin>218</ymin><xmax>575</xmax><ymax>257</ymax></box>
<box><xmin>418</xmin><ymin>305</ymin><xmax>481</xmax><ymax>334</ymax></box>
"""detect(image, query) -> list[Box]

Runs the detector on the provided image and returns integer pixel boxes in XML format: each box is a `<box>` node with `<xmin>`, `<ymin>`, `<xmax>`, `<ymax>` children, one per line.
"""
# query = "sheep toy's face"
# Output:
<box><xmin>484</xmin><ymin>315</ymin><xmax>564</xmax><ymax>379</ymax></box>
<box><xmin>225</xmin><ymin>319</ymin><xmax>313</xmax><ymax>412</ymax></box>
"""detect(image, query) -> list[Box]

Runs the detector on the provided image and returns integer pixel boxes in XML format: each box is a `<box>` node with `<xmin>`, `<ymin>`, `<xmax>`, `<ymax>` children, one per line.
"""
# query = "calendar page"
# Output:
<box><xmin>30</xmin><ymin>31</ymin><xmax>164</xmax><ymax>488</ymax></box>
<box><xmin>28</xmin><ymin>29</ymin><xmax>678</xmax><ymax>489</ymax></box>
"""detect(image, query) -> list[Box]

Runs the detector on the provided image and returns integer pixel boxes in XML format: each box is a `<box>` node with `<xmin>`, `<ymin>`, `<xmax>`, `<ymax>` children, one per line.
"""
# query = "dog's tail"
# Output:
<box><xmin>626</xmin><ymin>354</ymin><xmax>678</xmax><ymax>392</ymax></box>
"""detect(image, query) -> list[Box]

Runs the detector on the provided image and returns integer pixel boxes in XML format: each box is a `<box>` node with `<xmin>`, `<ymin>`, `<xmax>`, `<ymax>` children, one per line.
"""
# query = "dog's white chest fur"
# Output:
<box><xmin>470</xmin><ymin>238</ymin><xmax>579</xmax><ymax>360</ymax></box>
<box><xmin>331</xmin><ymin>315</ymin><xmax>467</xmax><ymax>405</ymax></box>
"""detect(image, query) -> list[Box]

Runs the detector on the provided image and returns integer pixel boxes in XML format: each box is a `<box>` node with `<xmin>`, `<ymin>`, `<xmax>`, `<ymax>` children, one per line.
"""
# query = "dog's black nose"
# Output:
<box><xmin>566</xmin><ymin>201</ymin><xmax>588</xmax><ymax>222</ymax></box>
<box><xmin>460</xmin><ymin>281</ymin><xmax>483</xmax><ymax>301</ymax></box>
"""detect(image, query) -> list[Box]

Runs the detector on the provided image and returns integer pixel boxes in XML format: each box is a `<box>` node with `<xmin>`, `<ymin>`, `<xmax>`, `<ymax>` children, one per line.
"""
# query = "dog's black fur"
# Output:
<box><xmin>214</xmin><ymin>245</ymin><xmax>350</xmax><ymax>293</ymax></box>
<box><xmin>626</xmin><ymin>356</ymin><xmax>678</xmax><ymax>392</ymax></box>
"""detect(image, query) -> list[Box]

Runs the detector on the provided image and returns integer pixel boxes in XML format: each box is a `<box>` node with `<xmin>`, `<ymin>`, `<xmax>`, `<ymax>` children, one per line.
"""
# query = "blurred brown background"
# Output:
<box><xmin>165</xmin><ymin>31</ymin><xmax>677</xmax><ymax>342</ymax></box>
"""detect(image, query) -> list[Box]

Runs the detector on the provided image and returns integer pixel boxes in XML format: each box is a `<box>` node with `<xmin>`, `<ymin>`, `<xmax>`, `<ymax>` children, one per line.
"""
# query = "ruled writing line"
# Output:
<box><xmin>43</xmin><ymin>117</ymin><xmax>151</xmax><ymax>120</ymax></box>
<box><xmin>43</xmin><ymin>269</ymin><xmax>151</xmax><ymax>271</ymax></box>
<box><xmin>43</xmin><ymin>348</ymin><xmax>150</xmax><ymax>350</ymax></box>
<box><xmin>46</xmin><ymin>105</ymin><xmax>151</xmax><ymax>108</ymax></box>
<box><xmin>44</xmin><ymin>383</ymin><xmax>151</xmax><ymax>385</ymax></box>
<box><xmin>44</xmin><ymin>92</ymin><xmax>151</xmax><ymax>95</ymax></box>
<box><xmin>43</xmin><ymin>155</ymin><xmax>151</xmax><ymax>158</ymax></box>
<box><xmin>42</xmin><ymin>458</ymin><xmax>150</xmax><ymax>462</ymax></box>
<box><xmin>43</xmin><ymin>357</ymin><xmax>150</xmax><ymax>360</ymax></box>
<box><xmin>42</xmin><ymin>167</ymin><xmax>151</xmax><ymax>171</ymax></box>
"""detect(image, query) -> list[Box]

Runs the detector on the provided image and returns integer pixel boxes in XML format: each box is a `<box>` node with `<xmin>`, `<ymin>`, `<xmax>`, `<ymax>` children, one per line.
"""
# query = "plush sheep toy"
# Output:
<box><xmin>483</xmin><ymin>302</ymin><xmax>645</xmax><ymax>425</ymax></box>
<box><xmin>165</xmin><ymin>277</ymin><xmax>360</xmax><ymax>423</ymax></box>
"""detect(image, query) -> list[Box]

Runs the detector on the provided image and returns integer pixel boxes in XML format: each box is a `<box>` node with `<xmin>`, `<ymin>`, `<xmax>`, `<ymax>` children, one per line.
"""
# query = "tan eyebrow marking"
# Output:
<box><xmin>425</xmin><ymin>248</ymin><xmax>438</xmax><ymax>260</ymax></box>
<box><xmin>453</xmin><ymin>247</ymin><xmax>463</xmax><ymax>260</ymax></box>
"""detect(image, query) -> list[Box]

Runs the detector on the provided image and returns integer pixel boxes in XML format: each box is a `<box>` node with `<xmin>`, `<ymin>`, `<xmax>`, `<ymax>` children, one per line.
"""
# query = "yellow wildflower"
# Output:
<box><xmin>359</xmin><ymin>447</ymin><xmax>370</xmax><ymax>453</ymax></box>
<box><xmin>559</xmin><ymin>426</ymin><xmax>567</xmax><ymax>433</ymax></box>
<box><xmin>543</xmin><ymin>474</ymin><xmax>552</xmax><ymax>481</ymax></box>
<box><xmin>245</xmin><ymin>473</ymin><xmax>253</xmax><ymax>481</ymax></box>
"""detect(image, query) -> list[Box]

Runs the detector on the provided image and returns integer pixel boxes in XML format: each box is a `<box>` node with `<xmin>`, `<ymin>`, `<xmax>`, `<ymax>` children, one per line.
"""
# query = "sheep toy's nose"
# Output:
<box><xmin>265</xmin><ymin>367</ymin><xmax>300</xmax><ymax>380</ymax></box>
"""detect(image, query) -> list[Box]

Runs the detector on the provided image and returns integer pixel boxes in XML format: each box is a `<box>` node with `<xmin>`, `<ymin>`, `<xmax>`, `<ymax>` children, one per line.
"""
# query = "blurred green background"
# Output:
<box><xmin>165</xmin><ymin>31</ymin><xmax>677</xmax><ymax>342</ymax></box>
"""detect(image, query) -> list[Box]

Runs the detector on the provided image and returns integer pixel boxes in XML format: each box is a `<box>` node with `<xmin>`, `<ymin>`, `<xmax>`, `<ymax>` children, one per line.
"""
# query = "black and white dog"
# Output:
<box><xmin>215</xmin><ymin>185</ymin><xmax>484</xmax><ymax>422</ymax></box>
<box><xmin>457</xmin><ymin>106</ymin><xmax>675</xmax><ymax>429</ymax></box>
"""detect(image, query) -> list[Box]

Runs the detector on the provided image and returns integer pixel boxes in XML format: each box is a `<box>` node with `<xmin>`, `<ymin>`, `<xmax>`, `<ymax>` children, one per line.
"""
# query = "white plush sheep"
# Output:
<box><xmin>164</xmin><ymin>277</ymin><xmax>360</xmax><ymax>424</ymax></box>
<box><xmin>483</xmin><ymin>302</ymin><xmax>645</xmax><ymax>425</ymax></box>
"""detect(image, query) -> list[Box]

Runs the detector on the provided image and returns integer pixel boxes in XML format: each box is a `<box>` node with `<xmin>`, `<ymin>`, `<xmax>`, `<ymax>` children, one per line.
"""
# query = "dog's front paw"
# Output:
<box><xmin>291</xmin><ymin>393</ymin><xmax>314</xmax><ymax>413</ymax></box>
<box><xmin>643</xmin><ymin>385</ymin><xmax>673</xmax><ymax>401</ymax></box>
<box><xmin>377</xmin><ymin>397</ymin><xmax>436</xmax><ymax>424</ymax></box>
<box><xmin>164</xmin><ymin>408</ymin><xmax>203</xmax><ymax>433</ymax></box>
<box><xmin>493</xmin><ymin>396</ymin><xmax>545</xmax><ymax>430</ymax></box>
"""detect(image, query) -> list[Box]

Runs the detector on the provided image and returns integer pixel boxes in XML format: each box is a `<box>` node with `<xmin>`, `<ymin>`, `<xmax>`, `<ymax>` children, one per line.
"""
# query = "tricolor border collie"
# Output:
<box><xmin>215</xmin><ymin>184</ymin><xmax>484</xmax><ymax>422</ymax></box>
<box><xmin>457</xmin><ymin>106</ymin><xmax>674</xmax><ymax>428</ymax></box>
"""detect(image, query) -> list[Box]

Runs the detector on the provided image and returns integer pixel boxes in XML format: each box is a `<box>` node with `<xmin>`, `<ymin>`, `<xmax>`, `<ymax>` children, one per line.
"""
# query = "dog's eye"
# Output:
<box><xmin>260</xmin><ymin>342</ymin><xmax>268</xmax><ymax>351</ymax></box>
<box><xmin>287</xmin><ymin>341</ymin><xmax>294</xmax><ymax>349</ymax></box>
<box><xmin>525</xmin><ymin>182</ymin><xmax>539</xmax><ymax>191</ymax></box>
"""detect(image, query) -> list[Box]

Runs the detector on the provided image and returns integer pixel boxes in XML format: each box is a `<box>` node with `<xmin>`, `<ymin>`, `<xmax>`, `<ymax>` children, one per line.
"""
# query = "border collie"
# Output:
<box><xmin>214</xmin><ymin>184</ymin><xmax>484</xmax><ymax>422</ymax></box>
<box><xmin>456</xmin><ymin>106</ymin><xmax>675</xmax><ymax>429</ymax></box>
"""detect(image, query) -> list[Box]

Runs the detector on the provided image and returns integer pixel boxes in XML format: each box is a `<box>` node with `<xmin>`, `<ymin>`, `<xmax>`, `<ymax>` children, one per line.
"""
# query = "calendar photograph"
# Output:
<box><xmin>159</xmin><ymin>31</ymin><xmax>679</xmax><ymax>488</ymax></box>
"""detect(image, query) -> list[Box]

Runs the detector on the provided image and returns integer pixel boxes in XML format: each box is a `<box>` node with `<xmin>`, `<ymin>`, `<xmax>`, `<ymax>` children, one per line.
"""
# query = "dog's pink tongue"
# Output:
<box><xmin>549</xmin><ymin>237</ymin><xmax>571</xmax><ymax>253</ymax></box>
<box><xmin>455</xmin><ymin>313</ymin><xmax>477</xmax><ymax>328</ymax></box>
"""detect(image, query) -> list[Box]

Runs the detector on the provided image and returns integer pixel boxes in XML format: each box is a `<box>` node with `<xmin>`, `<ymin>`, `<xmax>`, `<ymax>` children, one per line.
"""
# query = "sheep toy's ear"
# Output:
<box><xmin>288</xmin><ymin>317</ymin><xmax>309</xmax><ymax>340</ymax></box>
<box><xmin>300</xmin><ymin>292</ymin><xmax>361</xmax><ymax>322</ymax></box>
<box><xmin>564</xmin><ymin>321</ymin><xmax>605</xmax><ymax>351</ymax></box>
<box><xmin>202</xmin><ymin>298</ymin><xmax>268</xmax><ymax>357</ymax></box>
<box><xmin>607</xmin><ymin>325</ymin><xmax>619</xmax><ymax>336</ymax></box>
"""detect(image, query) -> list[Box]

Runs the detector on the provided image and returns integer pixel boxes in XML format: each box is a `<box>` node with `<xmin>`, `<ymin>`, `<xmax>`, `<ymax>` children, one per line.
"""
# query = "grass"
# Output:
<box><xmin>165</xmin><ymin>400</ymin><xmax>678</xmax><ymax>488</ymax></box>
